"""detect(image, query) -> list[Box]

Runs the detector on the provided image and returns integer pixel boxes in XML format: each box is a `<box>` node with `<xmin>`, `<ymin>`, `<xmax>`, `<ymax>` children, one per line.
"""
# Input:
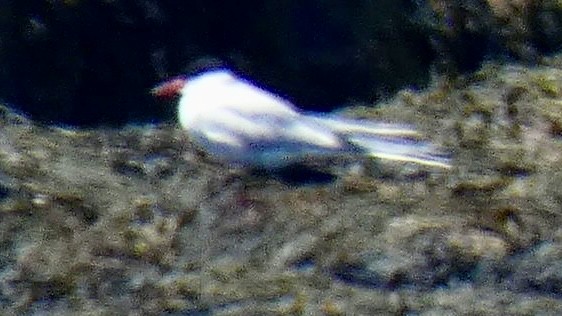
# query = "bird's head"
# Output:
<box><xmin>151</xmin><ymin>76</ymin><xmax>188</xmax><ymax>99</ymax></box>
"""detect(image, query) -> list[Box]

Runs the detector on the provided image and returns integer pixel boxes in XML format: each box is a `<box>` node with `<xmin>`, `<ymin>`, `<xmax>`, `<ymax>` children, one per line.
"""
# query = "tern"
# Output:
<box><xmin>152</xmin><ymin>70</ymin><xmax>451</xmax><ymax>170</ymax></box>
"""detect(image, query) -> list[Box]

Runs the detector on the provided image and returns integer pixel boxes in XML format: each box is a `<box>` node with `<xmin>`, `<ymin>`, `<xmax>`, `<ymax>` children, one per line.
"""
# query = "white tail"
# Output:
<box><xmin>314</xmin><ymin>116</ymin><xmax>451</xmax><ymax>169</ymax></box>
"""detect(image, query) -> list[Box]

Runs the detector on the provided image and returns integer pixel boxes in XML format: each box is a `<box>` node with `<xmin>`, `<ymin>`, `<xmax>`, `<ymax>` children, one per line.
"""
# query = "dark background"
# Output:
<box><xmin>1</xmin><ymin>0</ymin><xmax>561</xmax><ymax>126</ymax></box>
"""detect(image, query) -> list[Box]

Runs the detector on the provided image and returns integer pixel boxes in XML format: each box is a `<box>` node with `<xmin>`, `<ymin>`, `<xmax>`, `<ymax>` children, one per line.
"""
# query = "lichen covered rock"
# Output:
<box><xmin>2</xmin><ymin>56</ymin><xmax>562</xmax><ymax>314</ymax></box>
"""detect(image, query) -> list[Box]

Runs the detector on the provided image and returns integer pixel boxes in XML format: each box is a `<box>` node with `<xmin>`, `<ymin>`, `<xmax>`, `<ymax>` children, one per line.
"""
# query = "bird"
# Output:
<box><xmin>151</xmin><ymin>69</ymin><xmax>451</xmax><ymax>170</ymax></box>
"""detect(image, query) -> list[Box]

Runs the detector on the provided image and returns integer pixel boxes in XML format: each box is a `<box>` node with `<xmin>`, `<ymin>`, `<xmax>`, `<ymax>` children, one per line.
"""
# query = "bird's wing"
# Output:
<box><xmin>187</xmin><ymin>108</ymin><xmax>351</xmax><ymax>168</ymax></box>
<box><xmin>348</xmin><ymin>134</ymin><xmax>451</xmax><ymax>168</ymax></box>
<box><xmin>310</xmin><ymin>114</ymin><xmax>422</xmax><ymax>138</ymax></box>
<box><xmin>310</xmin><ymin>114</ymin><xmax>451</xmax><ymax>168</ymax></box>
<box><xmin>195</xmin><ymin>108</ymin><xmax>343</xmax><ymax>150</ymax></box>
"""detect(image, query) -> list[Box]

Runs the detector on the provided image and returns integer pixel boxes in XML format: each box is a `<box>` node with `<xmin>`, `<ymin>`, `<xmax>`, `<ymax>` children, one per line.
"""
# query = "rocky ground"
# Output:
<box><xmin>2</xmin><ymin>56</ymin><xmax>562</xmax><ymax>314</ymax></box>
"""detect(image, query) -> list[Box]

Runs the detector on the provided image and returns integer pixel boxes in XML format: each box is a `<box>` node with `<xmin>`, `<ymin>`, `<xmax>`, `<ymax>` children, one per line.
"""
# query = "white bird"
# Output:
<box><xmin>152</xmin><ymin>69</ymin><xmax>451</xmax><ymax>169</ymax></box>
